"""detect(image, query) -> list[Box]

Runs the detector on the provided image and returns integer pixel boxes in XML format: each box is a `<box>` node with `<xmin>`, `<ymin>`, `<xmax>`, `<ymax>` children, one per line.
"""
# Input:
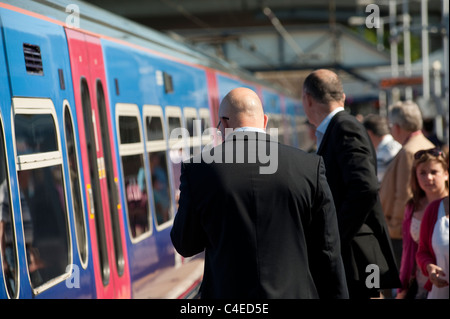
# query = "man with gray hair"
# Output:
<box><xmin>379</xmin><ymin>100</ymin><xmax>435</xmax><ymax>267</ymax></box>
<box><xmin>363</xmin><ymin>114</ymin><xmax>401</xmax><ymax>182</ymax></box>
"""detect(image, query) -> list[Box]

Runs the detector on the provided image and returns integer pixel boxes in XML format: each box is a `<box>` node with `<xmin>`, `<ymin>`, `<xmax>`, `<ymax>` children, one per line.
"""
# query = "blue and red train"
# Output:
<box><xmin>0</xmin><ymin>0</ymin><xmax>309</xmax><ymax>299</ymax></box>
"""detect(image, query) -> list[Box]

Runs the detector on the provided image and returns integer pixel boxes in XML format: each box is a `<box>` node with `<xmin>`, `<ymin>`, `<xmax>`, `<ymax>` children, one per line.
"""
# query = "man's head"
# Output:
<box><xmin>302</xmin><ymin>69</ymin><xmax>346</xmax><ymax>127</ymax></box>
<box><xmin>218</xmin><ymin>87</ymin><xmax>268</xmax><ymax>137</ymax></box>
<box><xmin>388</xmin><ymin>100</ymin><xmax>423</xmax><ymax>144</ymax></box>
<box><xmin>363</xmin><ymin>114</ymin><xmax>390</xmax><ymax>149</ymax></box>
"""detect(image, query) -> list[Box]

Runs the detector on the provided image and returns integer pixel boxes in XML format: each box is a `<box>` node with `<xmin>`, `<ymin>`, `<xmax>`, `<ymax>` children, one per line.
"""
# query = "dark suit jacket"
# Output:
<box><xmin>316</xmin><ymin>111</ymin><xmax>400</xmax><ymax>294</ymax></box>
<box><xmin>171</xmin><ymin>131</ymin><xmax>348</xmax><ymax>299</ymax></box>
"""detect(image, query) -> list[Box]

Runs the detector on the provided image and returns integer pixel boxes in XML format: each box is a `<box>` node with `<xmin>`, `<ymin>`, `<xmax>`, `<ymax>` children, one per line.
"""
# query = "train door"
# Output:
<box><xmin>65</xmin><ymin>29</ymin><xmax>130</xmax><ymax>298</ymax></box>
<box><xmin>0</xmin><ymin>16</ymin><xmax>16</xmax><ymax>299</ymax></box>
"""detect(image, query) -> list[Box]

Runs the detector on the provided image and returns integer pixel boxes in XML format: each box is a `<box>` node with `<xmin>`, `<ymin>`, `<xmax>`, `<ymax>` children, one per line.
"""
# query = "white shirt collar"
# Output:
<box><xmin>233</xmin><ymin>127</ymin><xmax>267</xmax><ymax>134</ymax></box>
<box><xmin>378</xmin><ymin>134</ymin><xmax>394</xmax><ymax>149</ymax></box>
<box><xmin>315</xmin><ymin>107</ymin><xmax>345</xmax><ymax>151</ymax></box>
<box><xmin>316</xmin><ymin>107</ymin><xmax>345</xmax><ymax>136</ymax></box>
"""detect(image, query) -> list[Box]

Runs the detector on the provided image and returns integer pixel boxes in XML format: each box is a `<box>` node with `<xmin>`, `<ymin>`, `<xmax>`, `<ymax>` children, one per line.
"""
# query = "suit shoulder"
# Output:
<box><xmin>334</xmin><ymin>112</ymin><xmax>364</xmax><ymax>129</ymax></box>
<box><xmin>278</xmin><ymin>143</ymin><xmax>321</xmax><ymax>163</ymax></box>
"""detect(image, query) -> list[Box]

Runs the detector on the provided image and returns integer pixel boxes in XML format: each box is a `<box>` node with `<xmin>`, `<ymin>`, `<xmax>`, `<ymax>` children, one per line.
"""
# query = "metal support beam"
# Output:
<box><xmin>263</xmin><ymin>6</ymin><xmax>305</xmax><ymax>59</ymax></box>
<box><xmin>422</xmin><ymin>0</ymin><xmax>430</xmax><ymax>100</ymax></box>
<box><xmin>442</xmin><ymin>0</ymin><xmax>449</xmax><ymax>144</ymax></box>
<box><xmin>403</xmin><ymin>0</ymin><xmax>413</xmax><ymax>100</ymax></box>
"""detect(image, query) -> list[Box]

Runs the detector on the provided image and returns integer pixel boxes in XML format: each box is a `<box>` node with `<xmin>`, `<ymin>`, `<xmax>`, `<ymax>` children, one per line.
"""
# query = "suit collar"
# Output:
<box><xmin>316</xmin><ymin>107</ymin><xmax>345</xmax><ymax>137</ymax></box>
<box><xmin>225</xmin><ymin>130</ymin><xmax>277</xmax><ymax>143</ymax></box>
<box><xmin>316</xmin><ymin>110</ymin><xmax>347</xmax><ymax>155</ymax></box>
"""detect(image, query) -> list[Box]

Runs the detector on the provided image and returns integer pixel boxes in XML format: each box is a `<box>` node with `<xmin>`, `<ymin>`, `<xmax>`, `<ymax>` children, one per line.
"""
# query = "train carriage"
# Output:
<box><xmin>0</xmin><ymin>5</ymin><xmax>97</xmax><ymax>298</ymax></box>
<box><xmin>0</xmin><ymin>0</ymin><xmax>307</xmax><ymax>299</ymax></box>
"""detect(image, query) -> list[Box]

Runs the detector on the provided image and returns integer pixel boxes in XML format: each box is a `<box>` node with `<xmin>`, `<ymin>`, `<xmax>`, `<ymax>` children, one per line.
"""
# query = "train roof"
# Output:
<box><xmin>0</xmin><ymin>0</ymin><xmax>295</xmax><ymax>97</ymax></box>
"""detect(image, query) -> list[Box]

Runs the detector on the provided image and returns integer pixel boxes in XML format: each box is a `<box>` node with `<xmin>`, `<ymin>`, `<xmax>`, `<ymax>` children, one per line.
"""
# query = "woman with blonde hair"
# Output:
<box><xmin>416</xmin><ymin>148</ymin><xmax>449</xmax><ymax>299</ymax></box>
<box><xmin>397</xmin><ymin>148</ymin><xmax>449</xmax><ymax>298</ymax></box>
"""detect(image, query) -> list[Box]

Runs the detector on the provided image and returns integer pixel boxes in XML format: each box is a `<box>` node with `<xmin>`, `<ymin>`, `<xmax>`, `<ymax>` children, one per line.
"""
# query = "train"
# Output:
<box><xmin>0</xmin><ymin>0</ymin><xmax>310</xmax><ymax>299</ymax></box>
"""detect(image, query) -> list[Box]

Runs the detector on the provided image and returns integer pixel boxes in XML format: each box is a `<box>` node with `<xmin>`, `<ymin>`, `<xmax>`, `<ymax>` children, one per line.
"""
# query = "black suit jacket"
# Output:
<box><xmin>317</xmin><ymin>111</ymin><xmax>400</xmax><ymax>294</ymax></box>
<box><xmin>171</xmin><ymin>131</ymin><xmax>348</xmax><ymax>299</ymax></box>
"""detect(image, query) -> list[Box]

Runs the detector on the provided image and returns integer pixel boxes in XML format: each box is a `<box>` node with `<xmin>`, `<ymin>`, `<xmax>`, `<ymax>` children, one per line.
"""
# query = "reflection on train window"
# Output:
<box><xmin>122</xmin><ymin>154</ymin><xmax>149</xmax><ymax>237</ymax></box>
<box><xmin>149</xmin><ymin>151</ymin><xmax>171</xmax><ymax>225</ymax></box>
<box><xmin>199</xmin><ymin>109</ymin><xmax>213</xmax><ymax>148</ymax></box>
<box><xmin>118</xmin><ymin>112</ymin><xmax>150</xmax><ymax>239</ymax></box>
<box><xmin>185</xmin><ymin>116</ymin><xmax>196</xmax><ymax>137</ymax></box>
<box><xmin>14</xmin><ymin>114</ymin><xmax>58</xmax><ymax>155</ymax></box>
<box><xmin>64</xmin><ymin>106</ymin><xmax>88</xmax><ymax>266</ymax></box>
<box><xmin>200</xmin><ymin>117</ymin><xmax>208</xmax><ymax>134</ymax></box>
<box><xmin>0</xmin><ymin>120</ymin><xmax>18</xmax><ymax>298</ymax></box>
<box><xmin>183</xmin><ymin>108</ymin><xmax>199</xmax><ymax>159</ymax></box>
<box><xmin>166</xmin><ymin>111</ymin><xmax>187</xmax><ymax>211</ymax></box>
<box><xmin>17</xmin><ymin>166</ymin><xmax>69</xmax><ymax>289</ymax></box>
<box><xmin>119</xmin><ymin>116</ymin><xmax>141</xmax><ymax>144</ymax></box>
<box><xmin>169</xmin><ymin>147</ymin><xmax>185</xmax><ymax>210</ymax></box>
<box><xmin>146</xmin><ymin>116</ymin><xmax>164</xmax><ymax>141</ymax></box>
<box><xmin>144</xmin><ymin>107</ymin><xmax>174</xmax><ymax>229</ymax></box>
<box><xmin>168</xmin><ymin>116</ymin><xmax>181</xmax><ymax>135</ymax></box>
<box><xmin>13</xmin><ymin>102</ymin><xmax>70</xmax><ymax>290</ymax></box>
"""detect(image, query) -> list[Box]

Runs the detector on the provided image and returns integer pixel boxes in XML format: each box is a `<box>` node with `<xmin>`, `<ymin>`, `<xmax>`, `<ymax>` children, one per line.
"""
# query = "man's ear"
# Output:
<box><xmin>304</xmin><ymin>92</ymin><xmax>313</xmax><ymax>108</ymax></box>
<box><xmin>263</xmin><ymin>114</ymin><xmax>268</xmax><ymax>129</ymax></box>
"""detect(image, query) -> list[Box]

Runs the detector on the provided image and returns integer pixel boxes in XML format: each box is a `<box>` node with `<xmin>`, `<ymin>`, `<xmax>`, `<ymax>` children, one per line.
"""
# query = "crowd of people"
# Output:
<box><xmin>363</xmin><ymin>98</ymin><xmax>448</xmax><ymax>299</ymax></box>
<box><xmin>170</xmin><ymin>69</ymin><xmax>448</xmax><ymax>299</ymax></box>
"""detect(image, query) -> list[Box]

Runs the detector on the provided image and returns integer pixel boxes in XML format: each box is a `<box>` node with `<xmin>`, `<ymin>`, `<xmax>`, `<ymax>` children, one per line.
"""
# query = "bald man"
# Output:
<box><xmin>302</xmin><ymin>69</ymin><xmax>400</xmax><ymax>298</ymax></box>
<box><xmin>171</xmin><ymin>87</ymin><xmax>348</xmax><ymax>299</ymax></box>
<box><xmin>217</xmin><ymin>87</ymin><xmax>268</xmax><ymax>138</ymax></box>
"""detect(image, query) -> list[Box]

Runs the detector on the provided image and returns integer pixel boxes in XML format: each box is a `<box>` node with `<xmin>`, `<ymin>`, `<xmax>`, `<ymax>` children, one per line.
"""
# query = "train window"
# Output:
<box><xmin>63</xmin><ymin>104</ymin><xmax>88</xmax><ymax>268</ymax></box>
<box><xmin>144</xmin><ymin>105</ymin><xmax>173</xmax><ymax>228</ymax></box>
<box><xmin>119</xmin><ymin>116</ymin><xmax>141</xmax><ymax>144</ymax></box>
<box><xmin>14</xmin><ymin>114</ymin><xmax>58</xmax><ymax>154</ymax></box>
<box><xmin>168</xmin><ymin>116</ymin><xmax>181</xmax><ymax>135</ymax></box>
<box><xmin>96</xmin><ymin>81</ymin><xmax>124</xmax><ymax>276</ymax></box>
<box><xmin>146</xmin><ymin>116</ymin><xmax>164</xmax><ymax>142</ymax></box>
<box><xmin>183</xmin><ymin>108</ymin><xmax>197</xmax><ymax>138</ymax></box>
<box><xmin>183</xmin><ymin>108</ymin><xmax>199</xmax><ymax>158</ymax></box>
<box><xmin>199</xmin><ymin>108</ymin><xmax>211</xmax><ymax>134</ymax></box>
<box><xmin>12</xmin><ymin>98</ymin><xmax>70</xmax><ymax>292</ymax></box>
<box><xmin>80</xmin><ymin>79</ymin><xmax>110</xmax><ymax>286</ymax></box>
<box><xmin>199</xmin><ymin>108</ymin><xmax>213</xmax><ymax>147</ymax></box>
<box><xmin>186</xmin><ymin>119</ymin><xmax>195</xmax><ymax>137</ymax></box>
<box><xmin>149</xmin><ymin>151</ymin><xmax>171</xmax><ymax>226</ymax></box>
<box><xmin>117</xmin><ymin>104</ymin><xmax>151</xmax><ymax>240</ymax></box>
<box><xmin>0</xmin><ymin>118</ymin><xmax>19</xmax><ymax>298</ymax></box>
<box><xmin>166</xmin><ymin>107</ymin><xmax>188</xmax><ymax>212</ymax></box>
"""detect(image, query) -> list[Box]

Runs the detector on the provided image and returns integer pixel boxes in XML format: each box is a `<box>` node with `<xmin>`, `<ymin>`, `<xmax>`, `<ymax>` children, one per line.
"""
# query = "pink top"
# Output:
<box><xmin>398</xmin><ymin>202</ymin><xmax>418</xmax><ymax>292</ymax></box>
<box><xmin>416</xmin><ymin>199</ymin><xmax>442</xmax><ymax>292</ymax></box>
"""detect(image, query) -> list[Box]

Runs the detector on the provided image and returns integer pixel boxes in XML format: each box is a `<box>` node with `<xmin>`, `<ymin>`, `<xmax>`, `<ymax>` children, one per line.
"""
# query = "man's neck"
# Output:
<box><xmin>401</xmin><ymin>130</ymin><xmax>422</xmax><ymax>145</ymax></box>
